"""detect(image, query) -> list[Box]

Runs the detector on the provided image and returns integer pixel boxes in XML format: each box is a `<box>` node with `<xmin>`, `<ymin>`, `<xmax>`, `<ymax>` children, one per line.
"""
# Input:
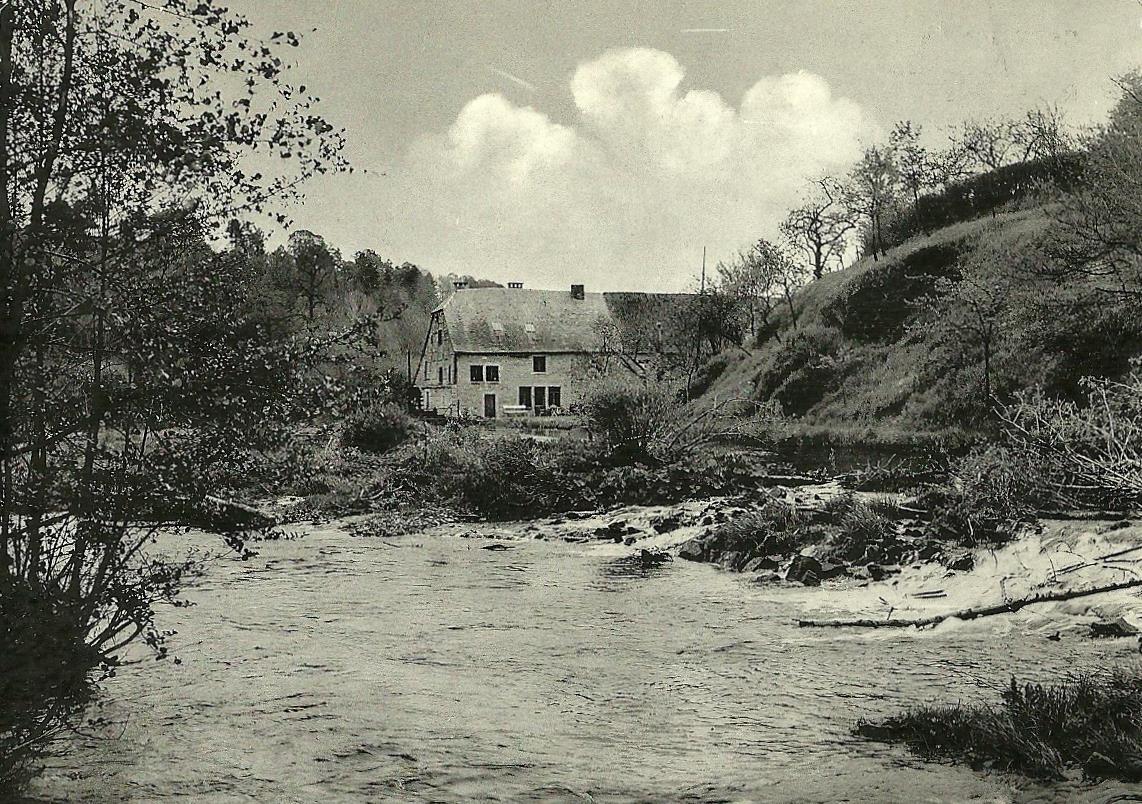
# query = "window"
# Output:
<box><xmin>423</xmin><ymin>362</ymin><xmax>429</xmax><ymax>380</ymax></box>
<box><xmin>532</xmin><ymin>355</ymin><xmax>547</xmax><ymax>373</ymax></box>
<box><xmin>485</xmin><ymin>365</ymin><xmax>500</xmax><ymax>383</ymax></box>
<box><xmin>437</xmin><ymin>367</ymin><xmax>443</xmax><ymax>384</ymax></box>
<box><xmin>436</xmin><ymin>330</ymin><xmax>443</xmax><ymax>345</ymax></box>
<box><xmin>518</xmin><ymin>386</ymin><xmax>533</xmax><ymax>408</ymax></box>
<box><xmin>548</xmin><ymin>386</ymin><xmax>561</xmax><ymax>408</ymax></box>
<box><xmin>470</xmin><ymin>365</ymin><xmax>483</xmax><ymax>383</ymax></box>
<box><xmin>534</xmin><ymin>386</ymin><xmax>547</xmax><ymax>409</ymax></box>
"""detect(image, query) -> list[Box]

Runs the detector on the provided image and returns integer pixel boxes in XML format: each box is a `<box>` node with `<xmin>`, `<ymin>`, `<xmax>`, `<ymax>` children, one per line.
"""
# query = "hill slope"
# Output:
<box><xmin>697</xmin><ymin>206</ymin><xmax>1142</xmax><ymax>437</ymax></box>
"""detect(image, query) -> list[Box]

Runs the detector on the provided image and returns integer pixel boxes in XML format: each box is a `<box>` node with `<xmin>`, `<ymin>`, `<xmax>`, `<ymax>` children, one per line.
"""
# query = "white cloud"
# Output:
<box><xmin>396</xmin><ymin>48</ymin><xmax>876</xmax><ymax>291</ymax></box>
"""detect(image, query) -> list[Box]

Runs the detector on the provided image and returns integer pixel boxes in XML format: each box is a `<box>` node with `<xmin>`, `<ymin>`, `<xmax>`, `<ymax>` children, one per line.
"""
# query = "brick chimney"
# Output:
<box><xmin>507</xmin><ymin>281</ymin><xmax>523</xmax><ymax>289</ymax></box>
<box><xmin>570</xmin><ymin>284</ymin><xmax>585</xmax><ymax>300</ymax></box>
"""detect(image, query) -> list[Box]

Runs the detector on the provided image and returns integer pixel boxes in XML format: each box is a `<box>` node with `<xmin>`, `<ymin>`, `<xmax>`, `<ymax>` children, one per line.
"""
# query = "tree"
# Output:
<box><xmin>953</xmin><ymin>117</ymin><xmax>1017</xmax><ymax>173</ymax></box>
<box><xmin>1045</xmin><ymin>72</ymin><xmax>1142</xmax><ymax>296</ymax></box>
<box><xmin>718</xmin><ymin>238</ymin><xmax>805</xmax><ymax>340</ymax></box>
<box><xmin>918</xmin><ymin>250</ymin><xmax>1021</xmax><ymax>410</ymax></box>
<box><xmin>780</xmin><ymin>176</ymin><xmax>855</xmax><ymax>280</ymax></box>
<box><xmin>889</xmin><ymin>121</ymin><xmax>941</xmax><ymax>219</ymax></box>
<box><xmin>844</xmin><ymin>145</ymin><xmax>900</xmax><ymax>260</ymax></box>
<box><xmin>1011</xmin><ymin>104</ymin><xmax>1072</xmax><ymax>165</ymax></box>
<box><xmin>0</xmin><ymin>1</ymin><xmax>348</xmax><ymax>785</ymax></box>
<box><xmin>287</xmin><ymin>230</ymin><xmax>339</xmax><ymax>329</ymax></box>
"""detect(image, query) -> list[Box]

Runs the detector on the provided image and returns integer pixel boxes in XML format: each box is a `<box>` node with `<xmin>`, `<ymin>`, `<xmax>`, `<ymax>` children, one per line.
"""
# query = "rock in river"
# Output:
<box><xmin>787</xmin><ymin>554</ymin><xmax>823</xmax><ymax>586</ymax></box>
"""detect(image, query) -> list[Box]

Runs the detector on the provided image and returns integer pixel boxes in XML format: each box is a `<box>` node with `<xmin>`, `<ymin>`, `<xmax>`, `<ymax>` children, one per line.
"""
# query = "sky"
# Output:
<box><xmin>234</xmin><ymin>0</ymin><xmax>1141</xmax><ymax>292</ymax></box>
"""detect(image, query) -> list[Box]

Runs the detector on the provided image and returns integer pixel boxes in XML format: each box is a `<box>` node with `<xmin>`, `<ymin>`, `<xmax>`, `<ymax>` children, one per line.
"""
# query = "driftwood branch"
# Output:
<box><xmin>798</xmin><ymin>578</ymin><xmax>1142</xmax><ymax>629</ymax></box>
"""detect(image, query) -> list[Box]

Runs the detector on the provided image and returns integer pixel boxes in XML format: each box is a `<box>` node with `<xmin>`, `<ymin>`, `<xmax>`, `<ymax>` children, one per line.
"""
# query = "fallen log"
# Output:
<box><xmin>798</xmin><ymin>578</ymin><xmax>1142</xmax><ymax>629</ymax></box>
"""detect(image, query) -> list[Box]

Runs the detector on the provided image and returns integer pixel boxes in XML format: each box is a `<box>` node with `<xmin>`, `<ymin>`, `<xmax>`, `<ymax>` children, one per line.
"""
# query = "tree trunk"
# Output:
<box><xmin>0</xmin><ymin>3</ymin><xmax>15</xmax><ymax>578</ymax></box>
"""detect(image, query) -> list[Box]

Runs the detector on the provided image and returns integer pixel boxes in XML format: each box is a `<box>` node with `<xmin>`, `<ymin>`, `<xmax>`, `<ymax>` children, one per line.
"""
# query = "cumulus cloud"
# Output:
<box><xmin>397</xmin><ymin>48</ymin><xmax>875</xmax><ymax>291</ymax></box>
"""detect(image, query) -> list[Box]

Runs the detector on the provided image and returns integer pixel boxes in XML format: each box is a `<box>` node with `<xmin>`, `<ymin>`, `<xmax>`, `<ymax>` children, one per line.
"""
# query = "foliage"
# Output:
<box><xmin>1045</xmin><ymin>70</ymin><xmax>1142</xmax><ymax>296</ymax></box>
<box><xmin>0</xmin><ymin>577</ymin><xmax>99</xmax><ymax>794</ymax></box>
<box><xmin>824</xmin><ymin>242</ymin><xmax>960</xmax><ymax>343</ymax></box>
<box><xmin>716</xmin><ymin>238</ymin><xmax>806</xmax><ymax>339</ymax></box>
<box><xmin>884</xmin><ymin>155</ymin><xmax>1080</xmax><ymax>250</ymax></box>
<box><xmin>582</xmin><ymin>381</ymin><xmax>681</xmax><ymax>463</ymax></box>
<box><xmin>818</xmin><ymin>492</ymin><xmax>902</xmax><ymax>565</ymax></box>
<box><xmin>752</xmin><ymin>324</ymin><xmax>844</xmax><ymax>416</ymax></box>
<box><xmin>341</xmin><ymin>403</ymin><xmax>416</xmax><ymax>454</ymax></box>
<box><xmin>858</xmin><ymin>670</ymin><xmax>1142</xmax><ymax>782</ymax></box>
<box><xmin>844</xmin><ymin>144</ymin><xmax>900</xmax><ymax>260</ymax></box>
<box><xmin>1000</xmin><ymin>372</ymin><xmax>1142</xmax><ymax>510</ymax></box>
<box><xmin>703</xmin><ymin>500</ymin><xmax>812</xmax><ymax>566</ymax></box>
<box><xmin>916</xmin><ymin>445</ymin><xmax>1038</xmax><ymax>546</ymax></box>
<box><xmin>0</xmin><ymin>0</ymin><xmax>350</xmax><ymax>786</ymax></box>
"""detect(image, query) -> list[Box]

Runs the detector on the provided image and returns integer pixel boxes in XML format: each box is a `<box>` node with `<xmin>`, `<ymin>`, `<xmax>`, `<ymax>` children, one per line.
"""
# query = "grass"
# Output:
<box><xmin>857</xmin><ymin>670</ymin><xmax>1142</xmax><ymax>782</ymax></box>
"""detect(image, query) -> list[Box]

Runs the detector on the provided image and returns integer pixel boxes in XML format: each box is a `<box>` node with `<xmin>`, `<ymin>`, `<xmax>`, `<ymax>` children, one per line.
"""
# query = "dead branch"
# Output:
<box><xmin>798</xmin><ymin>577</ymin><xmax>1142</xmax><ymax>629</ymax></box>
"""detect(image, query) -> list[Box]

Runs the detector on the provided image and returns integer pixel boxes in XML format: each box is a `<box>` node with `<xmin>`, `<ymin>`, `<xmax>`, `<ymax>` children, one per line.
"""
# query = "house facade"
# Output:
<box><xmin>416</xmin><ymin>283</ymin><xmax>692</xmax><ymax>419</ymax></box>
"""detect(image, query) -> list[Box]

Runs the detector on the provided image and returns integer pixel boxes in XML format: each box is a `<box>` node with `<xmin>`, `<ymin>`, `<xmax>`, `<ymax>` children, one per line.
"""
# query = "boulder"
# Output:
<box><xmin>652</xmin><ymin>515</ymin><xmax>682</xmax><ymax>534</ymax></box>
<box><xmin>677</xmin><ymin>538</ymin><xmax>706</xmax><ymax>562</ymax></box>
<box><xmin>866</xmin><ymin>563</ymin><xmax>888</xmax><ymax>581</ymax></box>
<box><xmin>1089</xmin><ymin>617</ymin><xmax>1140</xmax><ymax>638</ymax></box>
<box><xmin>787</xmin><ymin>554</ymin><xmax>823</xmax><ymax>586</ymax></box>
<box><xmin>749</xmin><ymin>570</ymin><xmax>784</xmax><ymax>585</ymax></box>
<box><xmin>720</xmin><ymin>551</ymin><xmax>745</xmax><ymax>570</ymax></box>
<box><xmin>917</xmin><ymin>543</ymin><xmax>942</xmax><ymax>561</ymax></box>
<box><xmin>946</xmin><ymin>552</ymin><xmax>975</xmax><ymax>572</ymax></box>
<box><xmin>623</xmin><ymin>536</ymin><xmax>637</xmax><ymax>546</ymax></box>
<box><xmin>741</xmin><ymin>556</ymin><xmax>780</xmax><ymax>573</ymax></box>
<box><xmin>817</xmin><ymin>561</ymin><xmax>848</xmax><ymax>580</ymax></box>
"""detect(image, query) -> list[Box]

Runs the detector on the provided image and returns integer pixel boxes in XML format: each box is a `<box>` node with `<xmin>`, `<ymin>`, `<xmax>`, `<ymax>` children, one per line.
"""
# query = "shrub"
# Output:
<box><xmin>820</xmin><ymin>492</ymin><xmax>902</xmax><ymax>564</ymax></box>
<box><xmin>341</xmin><ymin>403</ymin><xmax>415</xmax><ymax>454</ymax></box>
<box><xmin>753</xmin><ymin>325</ymin><xmax>844</xmax><ymax>416</ymax></box>
<box><xmin>822</xmin><ymin>243</ymin><xmax>960</xmax><ymax>343</ymax></box>
<box><xmin>582</xmin><ymin>381</ymin><xmax>679</xmax><ymax>463</ymax></box>
<box><xmin>857</xmin><ymin>669</ymin><xmax>1142</xmax><ymax>782</ymax></box>
<box><xmin>1</xmin><ymin>580</ymin><xmax>99</xmax><ymax>794</ymax></box>
<box><xmin>1001</xmin><ymin>373</ymin><xmax>1142</xmax><ymax>511</ymax></box>
<box><xmin>703</xmin><ymin>500</ymin><xmax>814</xmax><ymax>567</ymax></box>
<box><xmin>918</xmin><ymin>444</ymin><xmax>1038</xmax><ymax>546</ymax></box>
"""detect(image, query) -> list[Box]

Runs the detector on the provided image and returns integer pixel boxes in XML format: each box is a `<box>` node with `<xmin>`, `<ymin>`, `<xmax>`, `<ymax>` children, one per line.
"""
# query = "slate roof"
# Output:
<box><xmin>438</xmin><ymin>287</ymin><xmax>694</xmax><ymax>354</ymax></box>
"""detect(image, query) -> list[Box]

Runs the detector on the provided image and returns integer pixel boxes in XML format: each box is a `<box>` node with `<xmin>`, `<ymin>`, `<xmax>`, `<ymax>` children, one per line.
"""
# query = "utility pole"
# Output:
<box><xmin>700</xmin><ymin>246</ymin><xmax>707</xmax><ymax>294</ymax></box>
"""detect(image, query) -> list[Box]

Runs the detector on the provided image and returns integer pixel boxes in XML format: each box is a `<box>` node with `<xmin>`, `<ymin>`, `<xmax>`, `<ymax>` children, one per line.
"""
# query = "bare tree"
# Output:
<box><xmin>953</xmin><ymin>117</ymin><xmax>1017</xmax><ymax>173</ymax></box>
<box><xmin>780</xmin><ymin>176</ymin><xmax>855</xmax><ymax>279</ymax></box>
<box><xmin>1011</xmin><ymin>104</ymin><xmax>1072</xmax><ymax>164</ymax></box>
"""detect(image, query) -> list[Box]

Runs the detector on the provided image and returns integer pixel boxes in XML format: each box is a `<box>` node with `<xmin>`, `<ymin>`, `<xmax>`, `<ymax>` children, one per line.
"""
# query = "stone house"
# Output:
<box><xmin>416</xmin><ymin>283</ymin><xmax>693</xmax><ymax>419</ymax></box>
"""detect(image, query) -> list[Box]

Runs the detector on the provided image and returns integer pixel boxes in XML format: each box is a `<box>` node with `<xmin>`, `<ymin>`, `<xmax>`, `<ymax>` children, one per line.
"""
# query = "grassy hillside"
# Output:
<box><xmin>697</xmin><ymin>205</ymin><xmax>1142</xmax><ymax>442</ymax></box>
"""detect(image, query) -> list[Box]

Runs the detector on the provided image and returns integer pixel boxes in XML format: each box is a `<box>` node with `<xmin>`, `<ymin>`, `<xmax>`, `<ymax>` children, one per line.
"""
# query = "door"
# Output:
<box><xmin>533</xmin><ymin>386</ymin><xmax>546</xmax><ymax>412</ymax></box>
<box><xmin>483</xmin><ymin>393</ymin><xmax>497</xmax><ymax>418</ymax></box>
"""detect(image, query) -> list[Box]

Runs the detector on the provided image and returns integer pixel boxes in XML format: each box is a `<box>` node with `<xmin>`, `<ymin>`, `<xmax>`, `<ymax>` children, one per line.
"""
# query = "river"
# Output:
<box><xmin>34</xmin><ymin>520</ymin><xmax>1141</xmax><ymax>803</ymax></box>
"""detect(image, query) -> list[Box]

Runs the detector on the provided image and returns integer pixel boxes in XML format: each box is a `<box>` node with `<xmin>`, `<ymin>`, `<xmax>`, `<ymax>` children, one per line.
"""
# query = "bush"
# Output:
<box><xmin>753</xmin><ymin>325</ymin><xmax>844</xmax><ymax>415</ymax></box>
<box><xmin>1001</xmin><ymin>373</ymin><xmax>1142</xmax><ymax>511</ymax></box>
<box><xmin>341</xmin><ymin>403</ymin><xmax>415</xmax><ymax>454</ymax></box>
<box><xmin>858</xmin><ymin>669</ymin><xmax>1142</xmax><ymax>782</ymax></box>
<box><xmin>819</xmin><ymin>492</ymin><xmax>902</xmax><ymax>565</ymax></box>
<box><xmin>822</xmin><ymin>243</ymin><xmax>960</xmax><ymax>344</ymax></box>
<box><xmin>700</xmin><ymin>500</ymin><xmax>814</xmax><ymax>569</ymax></box>
<box><xmin>582</xmin><ymin>381</ymin><xmax>680</xmax><ymax>463</ymax></box>
<box><xmin>1</xmin><ymin>580</ymin><xmax>99</xmax><ymax>794</ymax></box>
<box><xmin>917</xmin><ymin>444</ymin><xmax>1038</xmax><ymax>546</ymax></box>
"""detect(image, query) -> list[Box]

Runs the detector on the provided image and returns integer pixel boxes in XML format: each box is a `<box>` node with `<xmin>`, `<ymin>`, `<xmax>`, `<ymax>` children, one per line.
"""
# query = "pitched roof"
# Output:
<box><xmin>438</xmin><ymin>287</ymin><xmax>693</xmax><ymax>353</ymax></box>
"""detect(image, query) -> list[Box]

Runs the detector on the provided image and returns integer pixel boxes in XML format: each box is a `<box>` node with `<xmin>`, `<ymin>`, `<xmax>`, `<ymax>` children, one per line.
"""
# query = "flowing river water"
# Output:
<box><xmin>35</xmin><ymin>520</ymin><xmax>1142</xmax><ymax>803</ymax></box>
